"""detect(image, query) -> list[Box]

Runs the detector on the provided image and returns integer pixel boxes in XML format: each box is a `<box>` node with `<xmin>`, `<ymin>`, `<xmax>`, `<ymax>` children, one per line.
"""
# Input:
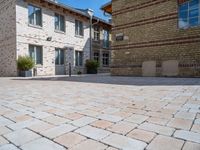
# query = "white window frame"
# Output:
<box><xmin>93</xmin><ymin>52</ymin><xmax>100</xmax><ymax>62</ymax></box>
<box><xmin>55</xmin><ymin>48</ymin><xmax>65</xmax><ymax>65</ymax></box>
<box><xmin>29</xmin><ymin>45</ymin><xmax>43</xmax><ymax>65</ymax></box>
<box><xmin>102</xmin><ymin>52</ymin><xmax>109</xmax><ymax>67</ymax></box>
<box><xmin>75</xmin><ymin>20</ymin><xmax>84</xmax><ymax>36</ymax></box>
<box><xmin>55</xmin><ymin>13</ymin><xmax>65</xmax><ymax>32</ymax></box>
<box><xmin>93</xmin><ymin>25</ymin><xmax>100</xmax><ymax>41</ymax></box>
<box><xmin>103</xmin><ymin>29</ymin><xmax>109</xmax><ymax>48</ymax></box>
<box><xmin>28</xmin><ymin>4</ymin><xmax>42</xmax><ymax>27</ymax></box>
<box><xmin>75</xmin><ymin>51</ymin><xmax>83</xmax><ymax>66</ymax></box>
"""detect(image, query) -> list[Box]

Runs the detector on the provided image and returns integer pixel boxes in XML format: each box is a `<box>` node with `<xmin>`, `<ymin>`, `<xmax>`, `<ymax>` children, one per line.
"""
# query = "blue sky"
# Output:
<box><xmin>59</xmin><ymin>0</ymin><xmax>110</xmax><ymax>20</ymax></box>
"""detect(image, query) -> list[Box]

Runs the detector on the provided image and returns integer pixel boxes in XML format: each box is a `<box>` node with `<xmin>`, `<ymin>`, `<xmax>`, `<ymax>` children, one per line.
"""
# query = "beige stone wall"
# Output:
<box><xmin>111</xmin><ymin>0</ymin><xmax>200</xmax><ymax>77</ymax></box>
<box><xmin>0</xmin><ymin>0</ymin><xmax>17</xmax><ymax>77</ymax></box>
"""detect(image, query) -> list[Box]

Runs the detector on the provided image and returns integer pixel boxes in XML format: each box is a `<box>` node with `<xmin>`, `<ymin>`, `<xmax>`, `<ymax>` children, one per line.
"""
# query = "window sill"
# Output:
<box><xmin>102</xmin><ymin>65</ymin><xmax>109</xmax><ymax>67</ymax></box>
<box><xmin>55</xmin><ymin>64</ymin><xmax>65</xmax><ymax>66</ymax></box>
<box><xmin>28</xmin><ymin>24</ymin><xmax>43</xmax><ymax>30</ymax></box>
<box><xmin>179</xmin><ymin>24</ymin><xmax>200</xmax><ymax>30</ymax></box>
<box><xmin>35</xmin><ymin>64</ymin><xmax>43</xmax><ymax>68</ymax></box>
<box><xmin>75</xmin><ymin>35</ymin><xmax>84</xmax><ymax>38</ymax></box>
<box><xmin>54</xmin><ymin>30</ymin><xmax>66</xmax><ymax>34</ymax></box>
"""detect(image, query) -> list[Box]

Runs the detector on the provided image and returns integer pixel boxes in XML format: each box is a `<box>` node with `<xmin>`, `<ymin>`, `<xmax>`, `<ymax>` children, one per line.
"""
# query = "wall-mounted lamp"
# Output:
<box><xmin>47</xmin><ymin>37</ymin><xmax>52</xmax><ymax>41</ymax></box>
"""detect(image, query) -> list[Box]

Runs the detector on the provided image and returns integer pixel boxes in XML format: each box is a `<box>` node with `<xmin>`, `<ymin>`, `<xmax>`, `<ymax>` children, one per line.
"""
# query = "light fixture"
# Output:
<box><xmin>47</xmin><ymin>37</ymin><xmax>52</xmax><ymax>41</ymax></box>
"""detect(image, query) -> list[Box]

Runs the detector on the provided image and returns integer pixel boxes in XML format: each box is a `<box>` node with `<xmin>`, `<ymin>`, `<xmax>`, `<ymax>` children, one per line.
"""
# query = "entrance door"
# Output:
<box><xmin>55</xmin><ymin>48</ymin><xmax>66</xmax><ymax>75</ymax></box>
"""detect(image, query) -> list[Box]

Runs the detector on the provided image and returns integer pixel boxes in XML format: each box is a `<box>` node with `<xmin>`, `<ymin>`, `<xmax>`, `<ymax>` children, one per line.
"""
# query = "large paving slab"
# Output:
<box><xmin>20</xmin><ymin>138</ymin><xmax>65</xmax><ymax>150</ymax></box>
<box><xmin>75</xmin><ymin>125</ymin><xmax>111</xmax><ymax>141</ymax></box>
<box><xmin>101</xmin><ymin>133</ymin><xmax>147</xmax><ymax>150</ymax></box>
<box><xmin>0</xmin><ymin>75</ymin><xmax>200</xmax><ymax>150</ymax></box>
<box><xmin>4</xmin><ymin>129</ymin><xmax>41</xmax><ymax>146</ymax></box>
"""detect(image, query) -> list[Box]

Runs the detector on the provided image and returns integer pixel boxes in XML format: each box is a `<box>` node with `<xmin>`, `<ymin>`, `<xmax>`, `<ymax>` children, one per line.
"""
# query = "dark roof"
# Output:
<box><xmin>44</xmin><ymin>0</ymin><xmax>111</xmax><ymax>26</ymax></box>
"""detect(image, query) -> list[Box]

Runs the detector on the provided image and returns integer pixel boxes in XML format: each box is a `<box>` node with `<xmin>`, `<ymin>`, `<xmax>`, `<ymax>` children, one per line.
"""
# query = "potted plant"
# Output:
<box><xmin>17</xmin><ymin>56</ymin><xmax>35</xmax><ymax>77</ymax></box>
<box><xmin>85</xmin><ymin>59</ymin><xmax>99</xmax><ymax>74</ymax></box>
<box><xmin>77</xmin><ymin>70</ymin><xmax>82</xmax><ymax>75</ymax></box>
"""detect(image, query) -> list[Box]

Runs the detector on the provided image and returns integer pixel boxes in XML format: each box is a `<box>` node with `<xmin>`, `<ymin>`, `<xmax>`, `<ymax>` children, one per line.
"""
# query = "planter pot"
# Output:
<box><xmin>19</xmin><ymin>70</ymin><xmax>32</xmax><ymax>77</ymax></box>
<box><xmin>87</xmin><ymin>68</ymin><xmax>97</xmax><ymax>74</ymax></box>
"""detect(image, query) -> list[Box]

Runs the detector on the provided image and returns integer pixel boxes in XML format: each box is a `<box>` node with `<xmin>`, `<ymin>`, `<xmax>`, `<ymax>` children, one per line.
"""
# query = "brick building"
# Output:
<box><xmin>0</xmin><ymin>0</ymin><xmax>111</xmax><ymax>77</ymax></box>
<box><xmin>102</xmin><ymin>0</ymin><xmax>200</xmax><ymax>77</ymax></box>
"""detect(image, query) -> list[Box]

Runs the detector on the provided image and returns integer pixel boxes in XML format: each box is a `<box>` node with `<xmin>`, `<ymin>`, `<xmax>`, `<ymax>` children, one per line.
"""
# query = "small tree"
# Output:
<box><xmin>17</xmin><ymin>56</ymin><xmax>35</xmax><ymax>71</ymax></box>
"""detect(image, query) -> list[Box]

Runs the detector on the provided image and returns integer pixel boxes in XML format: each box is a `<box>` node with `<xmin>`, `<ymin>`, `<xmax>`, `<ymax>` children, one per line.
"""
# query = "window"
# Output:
<box><xmin>55</xmin><ymin>13</ymin><xmax>65</xmax><ymax>32</ymax></box>
<box><xmin>29</xmin><ymin>45</ymin><xmax>43</xmax><ymax>65</ymax></box>
<box><xmin>102</xmin><ymin>52</ymin><xmax>109</xmax><ymax>66</ymax></box>
<box><xmin>28</xmin><ymin>4</ymin><xmax>42</xmax><ymax>26</ymax></box>
<box><xmin>103</xmin><ymin>29</ymin><xmax>109</xmax><ymax>48</ymax></box>
<box><xmin>75</xmin><ymin>51</ymin><xmax>83</xmax><ymax>66</ymax></box>
<box><xmin>75</xmin><ymin>20</ymin><xmax>84</xmax><ymax>36</ymax></box>
<box><xmin>93</xmin><ymin>52</ymin><xmax>99</xmax><ymax>62</ymax></box>
<box><xmin>55</xmin><ymin>49</ymin><xmax>64</xmax><ymax>65</ymax></box>
<box><xmin>178</xmin><ymin>0</ymin><xmax>200</xmax><ymax>29</ymax></box>
<box><xmin>93</xmin><ymin>25</ymin><xmax>100</xmax><ymax>41</ymax></box>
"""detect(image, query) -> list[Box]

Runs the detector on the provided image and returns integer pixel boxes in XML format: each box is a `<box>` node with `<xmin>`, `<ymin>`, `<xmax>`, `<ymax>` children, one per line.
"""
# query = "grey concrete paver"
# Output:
<box><xmin>174</xmin><ymin>130</ymin><xmax>200</xmax><ymax>143</ymax></box>
<box><xmin>75</xmin><ymin>125</ymin><xmax>111</xmax><ymax>141</ymax></box>
<box><xmin>147</xmin><ymin>135</ymin><xmax>184</xmax><ymax>150</ymax></box>
<box><xmin>41</xmin><ymin>124</ymin><xmax>77</xmax><ymax>139</ymax></box>
<box><xmin>101</xmin><ymin>133</ymin><xmax>147</xmax><ymax>150</ymax></box>
<box><xmin>20</xmin><ymin>138</ymin><xmax>65</xmax><ymax>150</ymax></box>
<box><xmin>0</xmin><ymin>144</ymin><xmax>20</xmax><ymax>150</ymax></box>
<box><xmin>4</xmin><ymin>129</ymin><xmax>41</xmax><ymax>146</ymax></box>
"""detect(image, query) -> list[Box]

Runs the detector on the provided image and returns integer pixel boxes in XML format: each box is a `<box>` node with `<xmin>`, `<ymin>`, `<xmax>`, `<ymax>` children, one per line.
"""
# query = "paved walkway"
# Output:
<box><xmin>0</xmin><ymin>75</ymin><xmax>200</xmax><ymax>150</ymax></box>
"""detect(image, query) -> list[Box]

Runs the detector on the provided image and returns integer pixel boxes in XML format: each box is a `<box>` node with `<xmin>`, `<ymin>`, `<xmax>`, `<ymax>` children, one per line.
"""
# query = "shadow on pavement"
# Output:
<box><xmin>12</xmin><ymin>74</ymin><xmax>200</xmax><ymax>86</ymax></box>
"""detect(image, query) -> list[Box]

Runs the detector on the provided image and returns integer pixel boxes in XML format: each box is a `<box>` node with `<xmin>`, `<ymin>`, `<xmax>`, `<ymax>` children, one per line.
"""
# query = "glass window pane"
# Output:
<box><xmin>28</xmin><ymin>5</ymin><xmax>34</xmax><ymax>25</ymax></box>
<box><xmin>189</xmin><ymin>9</ymin><xmax>199</xmax><ymax>18</ymax></box>
<box><xmin>189</xmin><ymin>17</ymin><xmax>199</xmax><ymax>26</ymax></box>
<box><xmin>60</xmin><ymin>15</ymin><xmax>65</xmax><ymax>31</ymax></box>
<box><xmin>179</xmin><ymin>11</ymin><xmax>188</xmax><ymax>19</ymax></box>
<box><xmin>75</xmin><ymin>20</ymin><xmax>78</xmax><ymax>35</ymax></box>
<box><xmin>75</xmin><ymin>51</ymin><xmax>78</xmax><ymax>66</ymax></box>
<box><xmin>189</xmin><ymin>0</ymin><xmax>199</xmax><ymax>10</ymax></box>
<box><xmin>80</xmin><ymin>22</ymin><xmax>83</xmax><ymax>36</ymax></box>
<box><xmin>79</xmin><ymin>52</ymin><xmax>83</xmax><ymax>66</ymax></box>
<box><xmin>179</xmin><ymin>3</ymin><xmax>188</xmax><ymax>12</ymax></box>
<box><xmin>29</xmin><ymin>45</ymin><xmax>35</xmax><ymax>62</ymax></box>
<box><xmin>60</xmin><ymin>50</ymin><xmax>64</xmax><ymax>65</ymax></box>
<box><xmin>179</xmin><ymin>18</ymin><xmax>189</xmax><ymax>28</ymax></box>
<box><xmin>36</xmin><ymin>46</ymin><xmax>42</xmax><ymax>65</ymax></box>
<box><xmin>55</xmin><ymin>14</ymin><xmax>59</xmax><ymax>30</ymax></box>
<box><xmin>35</xmin><ymin>8</ymin><xmax>42</xmax><ymax>26</ymax></box>
<box><xmin>55</xmin><ymin>49</ymin><xmax>59</xmax><ymax>65</ymax></box>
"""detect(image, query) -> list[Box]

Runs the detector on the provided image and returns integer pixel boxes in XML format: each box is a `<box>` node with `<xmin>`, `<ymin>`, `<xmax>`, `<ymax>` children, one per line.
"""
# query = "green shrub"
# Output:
<box><xmin>77</xmin><ymin>71</ymin><xmax>82</xmax><ymax>75</ymax></box>
<box><xmin>17</xmin><ymin>56</ymin><xmax>35</xmax><ymax>71</ymax></box>
<box><xmin>85</xmin><ymin>59</ymin><xmax>99</xmax><ymax>69</ymax></box>
<box><xmin>85</xmin><ymin>59</ymin><xmax>99</xmax><ymax>74</ymax></box>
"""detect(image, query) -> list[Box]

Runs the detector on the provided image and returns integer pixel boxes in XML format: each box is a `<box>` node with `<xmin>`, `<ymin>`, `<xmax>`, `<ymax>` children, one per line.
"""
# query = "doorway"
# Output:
<box><xmin>55</xmin><ymin>48</ymin><xmax>66</xmax><ymax>75</ymax></box>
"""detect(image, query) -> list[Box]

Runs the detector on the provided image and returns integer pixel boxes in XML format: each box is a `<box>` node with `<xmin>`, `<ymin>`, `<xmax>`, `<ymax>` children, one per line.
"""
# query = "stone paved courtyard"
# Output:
<box><xmin>0</xmin><ymin>75</ymin><xmax>200</xmax><ymax>150</ymax></box>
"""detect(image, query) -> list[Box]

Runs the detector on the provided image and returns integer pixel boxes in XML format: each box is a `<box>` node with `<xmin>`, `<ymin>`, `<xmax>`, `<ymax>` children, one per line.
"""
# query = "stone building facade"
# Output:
<box><xmin>102</xmin><ymin>0</ymin><xmax>200</xmax><ymax>77</ymax></box>
<box><xmin>0</xmin><ymin>0</ymin><xmax>111</xmax><ymax>76</ymax></box>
